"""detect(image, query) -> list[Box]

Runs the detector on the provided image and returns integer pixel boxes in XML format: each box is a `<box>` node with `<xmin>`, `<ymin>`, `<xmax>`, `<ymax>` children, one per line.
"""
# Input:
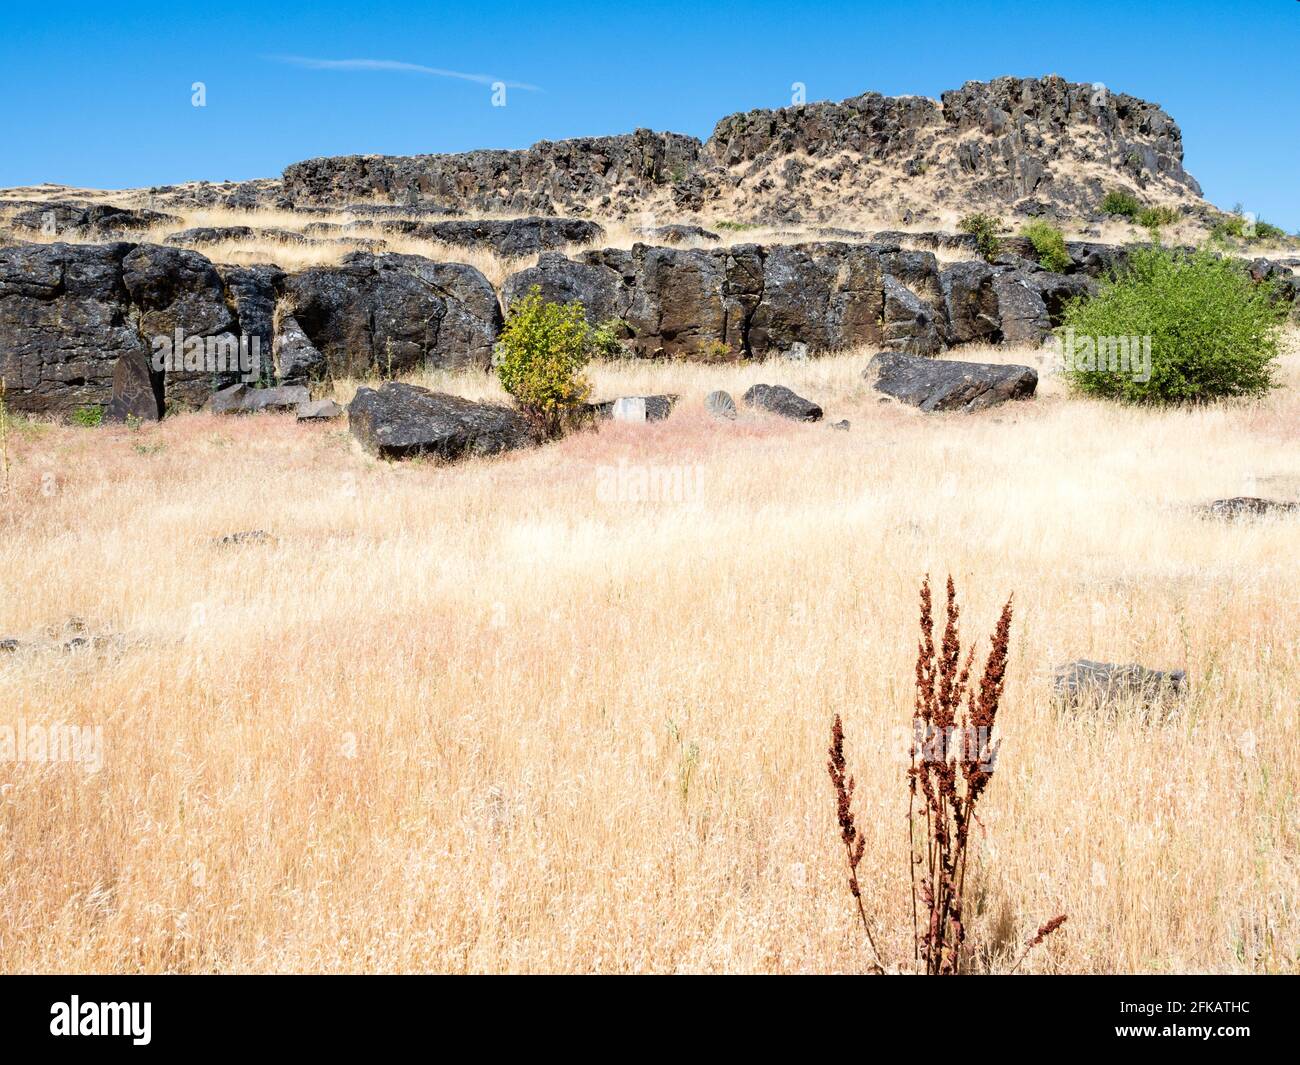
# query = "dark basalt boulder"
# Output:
<box><xmin>881</xmin><ymin>276</ymin><xmax>945</xmax><ymax>355</ymax></box>
<box><xmin>749</xmin><ymin>242</ymin><xmax>885</xmax><ymax>355</ymax></box>
<box><xmin>864</xmin><ymin>351</ymin><xmax>1037</xmax><ymax>412</ymax></box>
<box><xmin>348</xmin><ymin>382</ymin><xmax>536</xmax><ymax>461</ymax></box>
<box><xmin>164</xmin><ymin>226</ymin><xmax>256</xmax><ymax>246</ymax></box>
<box><xmin>742</xmin><ymin>383</ymin><xmax>823</xmax><ymax>422</ymax></box>
<box><xmin>9</xmin><ymin>202</ymin><xmax>178</xmax><ymax>237</ymax></box>
<box><xmin>104</xmin><ymin>351</ymin><xmax>164</xmax><ymax>422</ymax></box>
<box><xmin>0</xmin><ymin>241</ymin><xmax>146</xmax><ymax>414</ymax></box>
<box><xmin>639</xmin><ymin>224</ymin><xmax>721</xmax><ymax>245</ymax></box>
<box><xmin>992</xmin><ymin>270</ymin><xmax>1052</xmax><ymax>345</ymax></box>
<box><xmin>418</xmin><ymin>217</ymin><xmax>604</xmax><ymax>257</ymax></box>
<box><xmin>940</xmin><ymin>260</ymin><xmax>1000</xmax><ymax>345</ymax></box>
<box><xmin>283</xmin><ymin>252</ymin><xmax>502</xmax><ymax>378</ymax></box>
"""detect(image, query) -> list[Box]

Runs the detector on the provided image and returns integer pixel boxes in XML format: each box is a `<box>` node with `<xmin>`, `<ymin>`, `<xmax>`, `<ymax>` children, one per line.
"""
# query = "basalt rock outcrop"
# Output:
<box><xmin>0</xmin><ymin>243</ymin><xmax>501</xmax><ymax>414</ymax></box>
<box><xmin>4</xmin><ymin>233</ymin><xmax>1295</xmax><ymax>418</ymax></box>
<box><xmin>283</xmin><ymin>76</ymin><xmax>1205</xmax><ymax>223</ymax></box>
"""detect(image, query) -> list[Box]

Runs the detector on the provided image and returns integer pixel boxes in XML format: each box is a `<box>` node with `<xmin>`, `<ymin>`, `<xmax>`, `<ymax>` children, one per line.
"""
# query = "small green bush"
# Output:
<box><xmin>495</xmin><ymin>286</ymin><xmax>594</xmax><ymax>437</ymax></box>
<box><xmin>714</xmin><ymin>220</ymin><xmax>758</xmax><ymax>232</ymax></box>
<box><xmin>71</xmin><ymin>405</ymin><xmax>103</xmax><ymax>427</ymax></box>
<box><xmin>958</xmin><ymin>212</ymin><xmax>1003</xmax><ymax>261</ymax></box>
<box><xmin>1020</xmin><ymin>221</ymin><xmax>1071</xmax><ymax>272</ymax></box>
<box><xmin>1058</xmin><ymin>248</ymin><xmax>1285</xmax><ymax>405</ymax></box>
<box><xmin>1135</xmin><ymin>205</ymin><xmax>1179</xmax><ymax>230</ymax></box>
<box><xmin>1100</xmin><ymin>190</ymin><xmax>1142</xmax><ymax>220</ymax></box>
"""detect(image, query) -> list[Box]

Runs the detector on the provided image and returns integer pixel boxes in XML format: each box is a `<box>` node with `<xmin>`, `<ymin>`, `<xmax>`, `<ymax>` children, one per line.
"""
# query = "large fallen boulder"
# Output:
<box><xmin>864</xmin><ymin>351</ymin><xmax>1037</xmax><ymax>412</ymax></box>
<box><xmin>742</xmin><ymin>383</ymin><xmax>823</xmax><ymax>422</ymax></box>
<box><xmin>348</xmin><ymin>382</ymin><xmax>536</xmax><ymax>461</ymax></box>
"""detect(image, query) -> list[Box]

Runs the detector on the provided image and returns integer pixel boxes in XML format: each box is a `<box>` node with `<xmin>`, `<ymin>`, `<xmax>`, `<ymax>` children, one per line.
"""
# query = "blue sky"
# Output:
<box><xmin>1</xmin><ymin>0</ymin><xmax>1296</xmax><ymax>229</ymax></box>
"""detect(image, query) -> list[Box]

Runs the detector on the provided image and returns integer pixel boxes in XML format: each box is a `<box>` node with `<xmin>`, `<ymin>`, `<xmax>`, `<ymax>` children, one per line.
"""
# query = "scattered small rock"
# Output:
<box><xmin>213</xmin><ymin>530</ymin><xmax>275</xmax><ymax>547</ymax></box>
<box><xmin>742</xmin><ymin>384</ymin><xmax>823</xmax><ymax>422</ymax></box>
<box><xmin>296</xmin><ymin>399</ymin><xmax>343</xmax><ymax>421</ymax></box>
<box><xmin>705</xmin><ymin>390</ymin><xmax>737</xmax><ymax>420</ymax></box>
<box><xmin>1054</xmin><ymin>660</ymin><xmax>1187</xmax><ymax>713</ymax></box>
<box><xmin>1200</xmin><ymin>497</ymin><xmax>1298</xmax><ymax>520</ymax></box>
<box><xmin>588</xmin><ymin>395</ymin><xmax>678</xmax><ymax>422</ymax></box>
<box><xmin>831</xmin><ymin>419</ymin><xmax>850</xmax><ymax>431</ymax></box>
<box><xmin>0</xmin><ymin>638</ymin><xmax>19</xmax><ymax>654</ymax></box>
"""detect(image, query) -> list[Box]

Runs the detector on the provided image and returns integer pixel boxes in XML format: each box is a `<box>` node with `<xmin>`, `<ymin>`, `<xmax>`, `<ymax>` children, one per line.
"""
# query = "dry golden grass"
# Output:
<box><xmin>1</xmin><ymin>337</ymin><xmax>1298</xmax><ymax>974</ymax></box>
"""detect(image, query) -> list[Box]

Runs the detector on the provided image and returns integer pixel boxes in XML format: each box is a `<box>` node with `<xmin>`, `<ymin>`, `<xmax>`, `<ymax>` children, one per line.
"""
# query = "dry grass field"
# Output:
<box><xmin>1</xmin><ymin>335</ymin><xmax>1297</xmax><ymax>974</ymax></box>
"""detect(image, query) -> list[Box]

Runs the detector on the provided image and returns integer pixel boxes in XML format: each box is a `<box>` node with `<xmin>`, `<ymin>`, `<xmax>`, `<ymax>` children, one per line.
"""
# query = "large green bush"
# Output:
<box><xmin>495</xmin><ymin>286</ymin><xmax>594</xmax><ymax>436</ymax></box>
<box><xmin>1058</xmin><ymin>248</ymin><xmax>1285</xmax><ymax>404</ymax></box>
<box><xmin>1020</xmin><ymin>221</ymin><xmax>1071</xmax><ymax>272</ymax></box>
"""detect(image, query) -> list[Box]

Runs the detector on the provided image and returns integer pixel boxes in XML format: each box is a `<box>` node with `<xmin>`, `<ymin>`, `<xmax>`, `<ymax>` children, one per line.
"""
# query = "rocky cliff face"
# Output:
<box><xmin>282</xmin><ymin>76</ymin><xmax>1203</xmax><ymax>223</ymax></box>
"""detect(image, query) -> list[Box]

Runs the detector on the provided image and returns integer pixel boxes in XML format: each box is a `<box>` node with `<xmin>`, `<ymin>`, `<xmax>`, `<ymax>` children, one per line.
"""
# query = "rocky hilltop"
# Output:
<box><xmin>283</xmin><ymin>76</ymin><xmax>1203</xmax><ymax>223</ymax></box>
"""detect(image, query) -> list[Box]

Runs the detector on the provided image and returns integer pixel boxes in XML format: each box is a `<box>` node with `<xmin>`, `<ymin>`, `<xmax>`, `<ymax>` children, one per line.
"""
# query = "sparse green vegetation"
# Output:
<box><xmin>1059</xmin><ymin>247</ymin><xmax>1286</xmax><ymax>405</ymax></box>
<box><xmin>1100</xmin><ymin>189</ymin><xmax>1142</xmax><ymax>220</ymax></box>
<box><xmin>589</xmin><ymin>318</ymin><xmax>631</xmax><ymax>359</ymax></box>
<box><xmin>71</xmin><ymin>405</ymin><xmax>103</xmax><ymax>428</ymax></box>
<box><xmin>495</xmin><ymin>286</ymin><xmax>595</xmax><ymax>438</ymax></box>
<box><xmin>1020</xmin><ymin>220</ymin><xmax>1072</xmax><ymax>272</ymax></box>
<box><xmin>714</xmin><ymin>220</ymin><xmax>758</xmax><ymax>232</ymax></box>
<box><xmin>958</xmin><ymin>212</ymin><xmax>1004</xmax><ymax>261</ymax></box>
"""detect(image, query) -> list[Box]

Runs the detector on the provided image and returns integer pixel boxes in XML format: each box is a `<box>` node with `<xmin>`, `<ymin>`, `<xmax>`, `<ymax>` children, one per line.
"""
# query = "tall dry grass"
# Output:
<box><xmin>0</xmin><ymin>338</ymin><xmax>1297</xmax><ymax>973</ymax></box>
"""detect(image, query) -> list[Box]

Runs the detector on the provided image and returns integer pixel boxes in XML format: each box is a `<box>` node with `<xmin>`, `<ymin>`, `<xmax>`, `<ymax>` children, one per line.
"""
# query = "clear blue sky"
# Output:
<box><xmin>2</xmin><ymin>0</ymin><xmax>1296</xmax><ymax>229</ymax></box>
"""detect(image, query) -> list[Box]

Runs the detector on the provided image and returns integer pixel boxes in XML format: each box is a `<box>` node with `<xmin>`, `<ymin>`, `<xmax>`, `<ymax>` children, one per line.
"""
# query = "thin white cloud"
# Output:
<box><xmin>266</xmin><ymin>55</ymin><xmax>540</xmax><ymax>92</ymax></box>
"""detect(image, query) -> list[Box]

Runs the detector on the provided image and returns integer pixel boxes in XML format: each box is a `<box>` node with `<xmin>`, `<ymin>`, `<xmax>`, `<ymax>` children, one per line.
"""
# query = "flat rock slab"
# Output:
<box><xmin>349</xmin><ymin>382</ymin><xmax>536</xmax><ymax>461</ymax></box>
<box><xmin>864</xmin><ymin>351</ymin><xmax>1037</xmax><ymax>412</ymax></box>
<box><xmin>1054</xmin><ymin>660</ymin><xmax>1186</xmax><ymax>712</ymax></box>
<box><xmin>1200</xmin><ymin>497</ymin><xmax>1298</xmax><ymax>519</ymax></box>
<box><xmin>742</xmin><ymin>384</ymin><xmax>823</xmax><ymax>422</ymax></box>
<box><xmin>205</xmin><ymin>384</ymin><xmax>311</xmax><ymax>415</ymax></box>
<box><xmin>296</xmin><ymin>399</ymin><xmax>343</xmax><ymax>421</ymax></box>
<box><xmin>588</xmin><ymin>394</ymin><xmax>678</xmax><ymax>422</ymax></box>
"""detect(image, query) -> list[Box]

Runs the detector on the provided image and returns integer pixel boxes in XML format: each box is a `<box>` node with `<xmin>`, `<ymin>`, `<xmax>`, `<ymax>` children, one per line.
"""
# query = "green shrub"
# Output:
<box><xmin>495</xmin><ymin>286</ymin><xmax>594</xmax><ymax>437</ymax></box>
<box><xmin>714</xmin><ymin>220</ymin><xmax>758</xmax><ymax>232</ymax></box>
<box><xmin>1255</xmin><ymin>220</ymin><xmax>1288</xmax><ymax>243</ymax></box>
<box><xmin>1136</xmin><ymin>205</ymin><xmax>1179</xmax><ymax>230</ymax></box>
<box><xmin>957</xmin><ymin>212</ymin><xmax>1003</xmax><ymax>261</ymax></box>
<box><xmin>1100</xmin><ymin>189</ymin><xmax>1142</xmax><ymax>220</ymax></box>
<box><xmin>1058</xmin><ymin>248</ymin><xmax>1285</xmax><ymax>405</ymax></box>
<box><xmin>71</xmin><ymin>405</ymin><xmax>103</xmax><ymax>427</ymax></box>
<box><xmin>1020</xmin><ymin>221</ymin><xmax>1072</xmax><ymax>272</ymax></box>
